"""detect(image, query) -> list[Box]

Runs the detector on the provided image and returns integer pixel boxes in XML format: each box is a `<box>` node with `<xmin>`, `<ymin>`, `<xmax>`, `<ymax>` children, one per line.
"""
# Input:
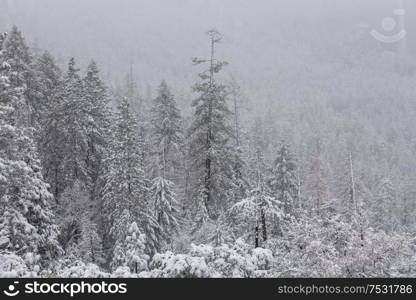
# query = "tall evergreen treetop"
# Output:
<box><xmin>188</xmin><ymin>29</ymin><xmax>235</xmax><ymax>219</ymax></box>
<box><xmin>150</xmin><ymin>80</ymin><xmax>183</xmax><ymax>179</ymax></box>
<box><xmin>268</xmin><ymin>143</ymin><xmax>297</xmax><ymax>215</ymax></box>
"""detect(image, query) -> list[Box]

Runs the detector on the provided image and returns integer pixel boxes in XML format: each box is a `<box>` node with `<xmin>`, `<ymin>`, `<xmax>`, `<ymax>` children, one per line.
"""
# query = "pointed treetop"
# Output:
<box><xmin>207</xmin><ymin>29</ymin><xmax>222</xmax><ymax>44</ymax></box>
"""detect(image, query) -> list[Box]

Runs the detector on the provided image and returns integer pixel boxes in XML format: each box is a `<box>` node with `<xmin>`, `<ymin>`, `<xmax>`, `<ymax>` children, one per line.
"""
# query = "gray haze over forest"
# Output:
<box><xmin>1</xmin><ymin>0</ymin><xmax>416</xmax><ymax>166</ymax></box>
<box><xmin>1</xmin><ymin>0</ymin><xmax>415</xmax><ymax>89</ymax></box>
<box><xmin>2</xmin><ymin>0</ymin><xmax>416</xmax><ymax>180</ymax></box>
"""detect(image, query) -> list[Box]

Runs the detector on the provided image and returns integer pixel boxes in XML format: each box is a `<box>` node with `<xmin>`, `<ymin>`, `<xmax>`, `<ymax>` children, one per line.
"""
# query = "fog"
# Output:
<box><xmin>1</xmin><ymin>0</ymin><xmax>415</xmax><ymax>87</ymax></box>
<box><xmin>2</xmin><ymin>0</ymin><xmax>416</xmax><ymax>181</ymax></box>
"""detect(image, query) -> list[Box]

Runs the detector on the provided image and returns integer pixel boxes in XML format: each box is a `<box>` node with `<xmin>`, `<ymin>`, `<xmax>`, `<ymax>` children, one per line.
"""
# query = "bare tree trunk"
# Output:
<box><xmin>255</xmin><ymin>225</ymin><xmax>259</xmax><ymax>248</ymax></box>
<box><xmin>261</xmin><ymin>209</ymin><xmax>267</xmax><ymax>243</ymax></box>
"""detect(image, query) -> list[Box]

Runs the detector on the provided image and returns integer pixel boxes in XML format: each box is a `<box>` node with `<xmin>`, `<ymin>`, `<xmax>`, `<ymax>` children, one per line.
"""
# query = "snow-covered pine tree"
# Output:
<box><xmin>53</xmin><ymin>58</ymin><xmax>88</xmax><ymax>193</ymax></box>
<box><xmin>0</xmin><ymin>26</ymin><xmax>35</xmax><ymax>126</ymax></box>
<box><xmin>268</xmin><ymin>143</ymin><xmax>297</xmax><ymax>215</ymax></box>
<box><xmin>33</xmin><ymin>51</ymin><xmax>61</xmax><ymax>105</ymax></box>
<box><xmin>110</xmin><ymin>239</ymin><xmax>126</xmax><ymax>272</ymax></box>
<box><xmin>229</xmin><ymin>186</ymin><xmax>282</xmax><ymax>247</ymax></box>
<box><xmin>34</xmin><ymin>51</ymin><xmax>63</xmax><ymax>199</ymax></box>
<box><xmin>333</xmin><ymin>147</ymin><xmax>367</xmax><ymax>243</ymax></box>
<box><xmin>32</xmin><ymin>51</ymin><xmax>62</xmax><ymax>130</ymax></box>
<box><xmin>230</xmin><ymin>147</ymin><xmax>282</xmax><ymax>246</ymax></box>
<box><xmin>150</xmin><ymin>80</ymin><xmax>183</xmax><ymax>180</ymax></box>
<box><xmin>188</xmin><ymin>29</ymin><xmax>234</xmax><ymax>219</ymax></box>
<box><xmin>124</xmin><ymin>221</ymin><xmax>148</xmax><ymax>273</ymax></box>
<box><xmin>373</xmin><ymin>178</ymin><xmax>398</xmax><ymax>233</ymax></box>
<box><xmin>150</xmin><ymin>176</ymin><xmax>179</xmax><ymax>249</ymax></box>
<box><xmin>78</xmin><ymin>213</ymin><xmax>104</xmax><ymax>265</ymax></box>
<box><xmin>102</xmin><ymin>98</ymin><xmax>160</xmax><ymax>255</ymax></box>
<box><xmin>110</xmin><ymin>212</ymin><xmax>149</xmax><ymax>273</ymax></box>
<box><xmin>228</xmin><ymin>147</ymin><xmax>248</xmax><ymax>206</ymax></box>
<box><xmin>334</xmin><ymin>149</ymin><xmax>359</xmax><ymax>220</ymax></box>
<box><xmin>56</xmin><ymin>181</ymin><xmax>89</xmax><ymax>253</ymax></box>
<box><xmin>226</xmin><ymin>81</ymin><xmax>248</xmax><ymax>206</ymax></box>
<box><xmin>82</xmin><ymin>60</ymin><xmax>110</xmax><ymax>204</ymax></box>
<box><xmin>0</xmin><ymin>35</ymin><xmax>61</xmax><ymax>264</ymax></box>
<box><xmin>304</xmin><ymin>139</ymin><xmax>330</xmax><ymax>216</ymax></box>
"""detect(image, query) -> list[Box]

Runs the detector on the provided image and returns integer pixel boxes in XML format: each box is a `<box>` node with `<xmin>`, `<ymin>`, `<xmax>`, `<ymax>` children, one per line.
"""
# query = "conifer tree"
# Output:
<box><xmin>57</xmin><ymin>181</ymin><xmax>89</xmax><ymax>252</ymax></box>
<box><xmin>150</xmin><ymin>176</ymin><xmax>179</xmax><ymax>249</ymax></box>
<box><xmin>52</xmin><ymin>58</ymin><xmax>88</xmax><ymax>193</ymax></box>
<box><xmin>231</xmin><ymin>148</ymin><xmax>282</xmax><ymax>246</ymax></box>
<box><xmin>0</xmin><ymin>26</ymin><xmax>34</xmax><ymax>125</ymax></box>
<box><xmin>124</xmin><ymin>222</ymin><xmax>148</xmax><ymax>273</ymax></box>
<box><xmin>188</xmin><ymin>29</ymin><xmax>235</xmax><ymax>219</ymax></box>
<box><xmin>0</xmin><ymin>34</ymin><xmax>61</xmax><ymax>263</ymax></box>
<box><xmin>34</xmin><ymin>51</ymin><xmax>63</xmax><ymax>198</ymax></box>
<box><xmin>150</xmin><ymin>80</ymin><xmax>183</xmax><ymax>180</ymax></box>
<box><xmin>103</xmin><ymin>98</ymin><xmax>160</xmax><ymax>255</ymax></box>
<box><xmin>334</xmin><ymin>150</ymin><xmax>359</xmax><ymax>220</ymax></box>
<box><xmin>373</xmin><ymin>178</ymin><xmax>397</xmax><ymax>233</ymax></box>
<box><xmin>268</xmin><ymin>143</ymin><xmax>297</xmax><ymax>215</ymax></box>
<box><xmin>32</xmin><ymin>51</ymin><xmax>62</xmax><ymax>129</ymax></box>
<box><xmin>83</xmin><ymin>60</ymin><xmax>110</xmax><ymax>203</ymax></box>
<box><xmin>79</xmin><ymin>213</ymin><xmax>104</xmax><ymax>265</ymax></box>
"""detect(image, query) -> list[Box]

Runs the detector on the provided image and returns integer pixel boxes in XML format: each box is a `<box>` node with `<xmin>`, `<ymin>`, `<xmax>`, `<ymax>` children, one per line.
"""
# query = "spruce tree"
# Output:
<box><xmin>0</xmin><ymin>35</ymin><xmax>61</xmax><ymax>264</ymax></box>
<box><xmin>268</xmin><ymin>143</ymin><xmax>297</xmax><ymax>215</ymax></box>
<box><xmin>124</xmin><ymin>222</ymin><xmax>148</xmax><ymax>273</ymax></box>
<box><xmin>188</xmin><ymin>30</ymin><xmax>234</xmax><ymax>219</ymax></box>
<box><xmin>83</xmin><ymin>60</ymin><xmax>110</xmax><ymax>203</ymax></box>
<box><xmin>102</xmin><ymin>98</ymin><xmax>160</xmax><ymax>255</ymax></box>
<box><xmin>231</xmin><ymin>147</ymin><xmax>282</xmax><ymax>246</ymax></box>
<box><xmin>334</xmin><ymin>150</ymin><xmax>359</xmax><ymax>220</ymax></box>
<box><xmin>78</xmin><ymin>213</ymin><xmax>104</xmax><ymax>265</ymax></box>
<box><xmin>56</xmin><ymin>181</ymin><xmax>89</xmax><ymax>252</ymax></box>
<box><xmin>35</xmin><ymin>51</ymin><xmax>63</xmax><ymax>199</ymax></box>
<box><xmin>50</xmin><ymin>58</ymin><xmax>88</xmax><ymax>195</ymax></box>
<box><xmin>0</xmin><ymin>26</ymin><xmax>34</xmax><ymax>126</ymax></box>
<box><xmin>150</xmin><ymin>80</ymin><xmax>183</xmax><ymax>180</ymax></box>
<box><xmin>374</xmin><ymin>178</ymin><xmax>397</xmax><ymax>233</ymax></box>
<box><xmin>32</xmin><ymin>51</ymin><xmax>62</xmax><ymax>129</ymax></box>
<box><xmin>150</xmin><ymin>176</ymin><xmax>179</xmax><ymax>249</ymax></box>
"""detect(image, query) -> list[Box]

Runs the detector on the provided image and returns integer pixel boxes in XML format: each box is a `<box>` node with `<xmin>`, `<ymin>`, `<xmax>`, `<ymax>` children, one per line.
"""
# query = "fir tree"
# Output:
<box><xmin>78</xmin><ymin>213</ymin><xmax>104</xmax><ymax>265</ymax></box>
<box><xmin>0</xmin><ymin>26</ymin><xmax>34</xmax><ymax>125</ymax></box>
<box><xmin>231</xmin><ymin>147</ymin><xmax>282</xmax><ymax>246</ymax></box>
<box><xmin>374</xmin><ymin>178</ymin><xmax>397</xmax><ymax>233</ymax></box>
<box><xmin>334</xmin><ymin>150</ymin><xmax>360</xmax><ymax>220</ymax></box>
<box><xmin>268</xmin><ymin>143</ymin><xmax>297</xmax><ymax>215</ymax></box>
<box><xmin>82</xmin><ymin>60</ymin><xmax>110</xmax><ymax>203</ymax></box>
<box><xmin>188</xmin><ymin>29</ymin><xmax>235</xmax><ymax>219</ymax></box>
<box><xmin>57</xmin><ymin>181</ymin><xmax>89</xmax><ymax>252</ymax></box>
<box><xmin>52</xmin><ymin>58</ymin><xmax>88</xmax><ymax>193</ymax></box>
<box><xmin>150</xmin><ymin>80</ymin><xmax>183</xmax><ymax>180</ymax></box>
<box><xmin>124</xmin><ymin>222</ymin><xmax>148</xmax><ymax>273</ymax></box>
<box><xmin>150</xmin><ymin>176</ymin><xmax>179</xmax><ymax>249</ymax></box>
<box><xmin>102</xmin><ymin>98</ymin><xmax>160</xmax><ymax>255</ymax></box>
<box><xmin>34</xmin><ymin>51</ymin><xmax>63</xmax><ymax>199</ymax></box>
<box><xmin>0</xmin><ymin>40</ymin><xmax>61</xmax><ymax>263</ymax></box>
<box><xmin>32</xmin><ymin>51</ymin><xmax>62</xmax><ymax>129</ymax></box>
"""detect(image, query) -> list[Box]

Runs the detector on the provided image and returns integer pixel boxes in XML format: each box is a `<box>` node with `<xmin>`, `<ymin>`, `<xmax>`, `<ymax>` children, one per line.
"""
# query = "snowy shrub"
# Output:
<box><xmin>112</xmin><ymin>266</ymin><xmax>138</xmax><ymax>278</ymax></box>
<box><xmin>144</xmin><ymin>239</ymin><xmax>275</xmax><ymax>278</ymax></box>
<box><xmin>58</xmin><ymin>260</ymin><xmax>109</xmax><ymax>278</ymax></box>
<box><xmin>0</xmin><ymin>252</ymin><xmax>34</xmax><ymax>277</ymax></box>
<box><xmin>145</xmin><ymin>251</ymin><xmax>211</xmax><ymax>278</ymax></box>
<box><xmin>341</xmin><ymin>229</ymin><xmax>416</xmax><ymax>277</ymax></box>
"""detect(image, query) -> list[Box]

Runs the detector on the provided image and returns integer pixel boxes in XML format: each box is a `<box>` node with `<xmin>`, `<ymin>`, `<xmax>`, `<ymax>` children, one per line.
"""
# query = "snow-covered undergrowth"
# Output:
<box><xmin>2</xmin><ymin>231</ymin><xmax>415</xmax><ymax>278</ymax></box>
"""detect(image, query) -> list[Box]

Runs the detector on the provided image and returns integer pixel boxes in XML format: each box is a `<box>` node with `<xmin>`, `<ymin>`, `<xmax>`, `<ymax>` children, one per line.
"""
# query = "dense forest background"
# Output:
<box><xmin>0</xmin><ymin>0</ymin><xmax>416</xmax><ymax>277</ymax></box>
